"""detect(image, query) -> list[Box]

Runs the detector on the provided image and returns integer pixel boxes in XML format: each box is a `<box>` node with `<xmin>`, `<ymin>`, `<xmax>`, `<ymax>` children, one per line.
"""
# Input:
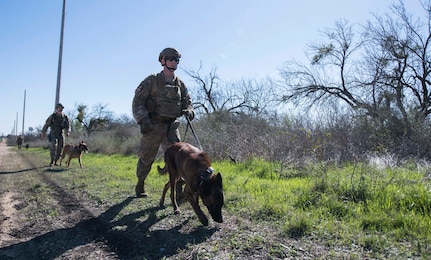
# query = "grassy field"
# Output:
<box><xmin>21</xmin><ymin>147</ymin><xmax>431</xmax><ymax>258</ymax></box>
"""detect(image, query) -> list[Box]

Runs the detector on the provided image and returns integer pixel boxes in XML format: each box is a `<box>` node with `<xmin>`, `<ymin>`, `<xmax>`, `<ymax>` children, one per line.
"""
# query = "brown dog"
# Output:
<box><xmin>158</xmin><ymin>142</ymin><xmax>224</xmax><ymax>226</ymax></box>
<box><xmin>59</xmin><ymin>141</ymin><xmax>89</xmax><ymax>168</ymax></box>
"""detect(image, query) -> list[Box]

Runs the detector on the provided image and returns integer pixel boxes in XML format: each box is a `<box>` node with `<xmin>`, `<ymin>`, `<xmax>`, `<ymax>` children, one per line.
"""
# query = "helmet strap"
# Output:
<box><xmin>162</xmin><ymin>58</ymin><xmax>176</xmax><ymax>72</ymax></box>
<box><xmin>166</xmin><ymin>66</ymin><xmax>176</xmax><ymax>72</ymax></box>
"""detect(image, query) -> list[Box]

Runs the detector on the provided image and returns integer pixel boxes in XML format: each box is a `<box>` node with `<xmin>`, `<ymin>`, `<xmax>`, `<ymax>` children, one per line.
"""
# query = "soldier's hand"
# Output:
<box><xmin>139</xmin><ymin>118</ymin><xmax>153</xmax><ymax>134</ymax></box>
<box><xmin>182</xmin><ymin>109</ymin><xmax>195</xmax><ymax>121</ymax></box>
<box><xmin>40</xmin><ymin>133</ymin><xmax>46</xmax><ymax>140</ymax></box>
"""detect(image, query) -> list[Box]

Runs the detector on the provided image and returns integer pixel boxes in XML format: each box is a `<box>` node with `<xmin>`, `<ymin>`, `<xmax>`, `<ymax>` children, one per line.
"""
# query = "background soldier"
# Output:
<box><xmin>16</xmin><ymin>135</ymin><xmax>23</xmax><ymax>150</ymax></box>
<box><xmin>132</xmin><ymin>47</ymin><xmax>194</xmax><ymax>198</ymax></box>
<box><xmin>41</xmin><ymin>103</ymin><xmax>71</xmax><ymax>166</ymax></box>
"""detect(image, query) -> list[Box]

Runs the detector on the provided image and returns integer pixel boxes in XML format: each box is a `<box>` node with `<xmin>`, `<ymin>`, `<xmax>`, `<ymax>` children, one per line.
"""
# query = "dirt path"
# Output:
<box><xmin>0</xmin><ymin>142</ymin><xmax>19</xmax><ymax>244</ymax></box>
<box><xmin>0</xmin><ymin>141</ymin><xmax>121</xmax><ymax>259</ymax></box>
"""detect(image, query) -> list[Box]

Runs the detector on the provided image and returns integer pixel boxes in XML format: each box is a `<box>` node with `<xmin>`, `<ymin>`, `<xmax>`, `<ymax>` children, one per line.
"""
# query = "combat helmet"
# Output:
<box><xmin>158</xmin><ymin>47</ymin><xmax>181</xmax><ymax>62</ymax></box>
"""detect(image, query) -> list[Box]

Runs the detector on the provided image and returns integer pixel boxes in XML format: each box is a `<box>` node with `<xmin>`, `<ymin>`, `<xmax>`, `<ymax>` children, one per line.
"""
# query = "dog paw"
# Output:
<box><xmin>199</xmin><ymin>216</ymin><xmax>208</xmax><ymax>226</ymax></box>
<box><xmin>200</xmin><ymin>217</ymin><xmax>209</xmax><ymax>226</ymax></box>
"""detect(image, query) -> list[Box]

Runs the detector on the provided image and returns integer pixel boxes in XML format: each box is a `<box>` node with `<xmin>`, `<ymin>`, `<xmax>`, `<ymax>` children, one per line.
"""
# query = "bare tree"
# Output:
<box><xmin>278</xmin><ymin>0</ymin><xmax>431</xmax><ymax>157</ymax></box>
<box><xmin>184</xmin><ymin>63</ymin><xmax>275</xmax><ymax>117</ymax></box>
<box><xmin>279</xmin><ymin>1</ymin><xmax>431</xmax><ymax>118</ymax></box>
<box><xmin>278</xmin><ymin>19</ymin><xmax>366</xmax><ymax>112</ymax></box>
<box><xmin>363</xmin><ymin>0</ymin><xmax>431</xmax><ymax>122</ymax></box>
<box><xmin>75</xmin><ymin>103</ymin><xmax>114</xmax><ymax>136</ymax></box>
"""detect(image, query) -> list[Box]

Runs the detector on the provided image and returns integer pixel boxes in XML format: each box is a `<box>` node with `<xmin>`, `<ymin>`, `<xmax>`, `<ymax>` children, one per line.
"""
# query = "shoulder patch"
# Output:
<box><xmin>135</xmin><ymin>84</ymin><xmax>143</xmax><ymax>94</ymax></box>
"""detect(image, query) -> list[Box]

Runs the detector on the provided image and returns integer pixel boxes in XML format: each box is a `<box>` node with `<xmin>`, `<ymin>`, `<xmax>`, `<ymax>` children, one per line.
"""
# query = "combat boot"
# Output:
<box><xmin>135</xmin><ymin>177</ymin><xmax>148</xmax><ymax>198</ymax></box>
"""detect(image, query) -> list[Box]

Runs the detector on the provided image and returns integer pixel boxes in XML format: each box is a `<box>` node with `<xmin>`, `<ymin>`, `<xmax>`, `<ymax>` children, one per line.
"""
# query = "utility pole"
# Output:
<box><xmin>55</xmin><ymin>0</ymin><xmax>66</xmax><ymax>109</ymax></box>
<box><xmin>15</xmin><ymin>112</ymin><xmax>18</xmax><ymax>138</ymax></box>
<box><xmin>22</xmin><ymin>90</ymin><xmax>26</xmax><ymax>135</ymax></box>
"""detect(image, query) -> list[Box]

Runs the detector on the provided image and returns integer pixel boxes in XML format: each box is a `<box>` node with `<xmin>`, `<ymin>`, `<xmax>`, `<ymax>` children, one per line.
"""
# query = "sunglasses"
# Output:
<box><xmin>165</xmin><ymin>57</ymin><xmax>180</xmax><ymax>63</ymax></box>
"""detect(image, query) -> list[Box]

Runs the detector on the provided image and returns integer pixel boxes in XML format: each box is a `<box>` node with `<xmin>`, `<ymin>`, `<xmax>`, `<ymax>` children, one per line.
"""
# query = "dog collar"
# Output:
<box><xmin>200</xmin><ymin>167</ymin><xmax>214</xmax><ymax>181</ymax></box>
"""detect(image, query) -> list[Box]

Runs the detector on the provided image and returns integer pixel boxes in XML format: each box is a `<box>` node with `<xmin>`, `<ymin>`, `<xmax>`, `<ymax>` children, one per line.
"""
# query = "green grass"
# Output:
<box><xmin>25</xmin><ymin>148</ymin><xmax>431</xmax><ymax>257</ymax></box>
<box><xmin>210</xmin><ymin>158</ymin><xmax>430</xmax><ymax>257</ymax></box>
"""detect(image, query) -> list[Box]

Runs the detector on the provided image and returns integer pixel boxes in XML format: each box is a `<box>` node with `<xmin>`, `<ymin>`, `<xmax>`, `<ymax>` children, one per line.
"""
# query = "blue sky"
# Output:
<box><xmin>0</xmin><ymin>0</ymin><xmax>424</xmax><ymax>136</ymax></box>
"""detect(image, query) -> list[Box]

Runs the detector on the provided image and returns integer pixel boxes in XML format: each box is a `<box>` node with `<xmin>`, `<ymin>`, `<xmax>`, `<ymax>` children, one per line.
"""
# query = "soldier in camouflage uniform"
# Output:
<box><xmin>132</xmin><ymin>47</ymin><xmax>194</xmax><ymax>198</ymax></box>
<box><xmin>41</xmin><ymin>103</ymin><xmax>71</xmax><ymax>166</ymax></box>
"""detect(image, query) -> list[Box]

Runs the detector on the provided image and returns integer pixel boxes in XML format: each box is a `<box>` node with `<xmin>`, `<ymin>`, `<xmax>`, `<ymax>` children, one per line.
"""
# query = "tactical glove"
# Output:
<box><xmin>182</xmin><ymin>109</ymin><xmax>195</xmax><ymax>121</ymax></box>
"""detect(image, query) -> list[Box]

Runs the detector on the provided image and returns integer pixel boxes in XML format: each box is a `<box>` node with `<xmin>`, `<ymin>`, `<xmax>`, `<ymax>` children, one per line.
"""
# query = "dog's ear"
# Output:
<box><xmin>215</xmin><ymin>172</ymin><xmax>223</xmax><ymax>186</ymax></box>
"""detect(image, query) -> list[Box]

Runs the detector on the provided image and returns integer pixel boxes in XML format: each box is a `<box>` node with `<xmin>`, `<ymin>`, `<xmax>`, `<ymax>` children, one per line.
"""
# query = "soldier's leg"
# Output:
<box><xmin>49</xmin><ymin>138</ymin><xmax>57</xmax><ymax>166</ymax></box>
<box><xmin>136</xmin><ymin>125</ymin><xmax>164</xmax><ymax>198</ymax></box>
<box><xmin>54</xmin><ymin>135</ymin><xmax>64</xmax><ymax>165</ymax></box>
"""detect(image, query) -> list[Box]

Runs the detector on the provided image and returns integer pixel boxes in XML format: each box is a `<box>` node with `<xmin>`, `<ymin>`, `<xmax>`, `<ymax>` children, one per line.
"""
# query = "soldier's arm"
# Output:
<box><xmin>41</xmin><ymin>114</ymin><xmax>53</xmax><ymax>134</ymax></box>
<box><xmin>65</xmin><ymin>115</ymin><xmax>71</xmax><ymax>135</ymax></box>
<box><xmin>41</xmin><ymin>114</ymin><xmax>53</xmax><ymax>139</ymax></box>
<box><xmin>132</xmin><ymin>76</ymin><xmax>153</xmax><ymax>124</ymax></box>
<box><xmin>180</xmin><ymin>81</ymin><xmax>193</xmax><ymax>111</ymax></box>
<box><xmin>179</xmin><ymin>81</ymin><xmax>194</xmax><ymax>120</ymax></box>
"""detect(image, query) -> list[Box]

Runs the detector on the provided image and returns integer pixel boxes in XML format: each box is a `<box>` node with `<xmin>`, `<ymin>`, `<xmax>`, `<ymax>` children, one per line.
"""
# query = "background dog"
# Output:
<box><xmin>158</xmin><ymin>142</ymin><xmax>224</xmax><ymax>226</ymax></box>
<box><xmin>59</xmin><ymin>141</ymin><xmax>89</xmax><ymax>168</ymax></box>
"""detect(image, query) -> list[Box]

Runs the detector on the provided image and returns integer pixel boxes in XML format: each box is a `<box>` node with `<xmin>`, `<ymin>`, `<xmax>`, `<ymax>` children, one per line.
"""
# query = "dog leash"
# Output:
<box><xmin>185</xmin><ymin>116</ymin><xmax>203</xmax><ymax>151</ymax></box>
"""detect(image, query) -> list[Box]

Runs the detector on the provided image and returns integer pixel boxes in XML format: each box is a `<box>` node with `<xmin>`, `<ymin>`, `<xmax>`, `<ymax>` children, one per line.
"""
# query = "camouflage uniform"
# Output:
<box><xmin>132</xmin><ymin>71</ymin><xmax>194</xmax><ymax>197</ymax></box>
<box><xmin>42</xmin><ymin>106</ymin><xmax>71</xmax><ymax>166</ymax></box>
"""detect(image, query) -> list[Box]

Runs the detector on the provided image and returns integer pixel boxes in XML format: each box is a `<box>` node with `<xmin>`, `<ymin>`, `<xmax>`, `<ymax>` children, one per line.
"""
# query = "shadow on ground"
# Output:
<box><xmin>0</xmin><ymin>196</ymin><xmax>217</xmax><ymax>259</ymax></box>
<box><xmin>0</xmin><ymin>166</ymin><xmax>50</xmax><ymax>175</ymax></box>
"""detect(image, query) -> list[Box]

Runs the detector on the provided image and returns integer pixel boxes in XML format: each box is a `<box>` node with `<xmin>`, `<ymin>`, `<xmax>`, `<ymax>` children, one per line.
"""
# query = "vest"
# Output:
<box><xmin>148</xmin><ymin>76</ymin><xmax>184</xmax><ymax>119</ymax></box>
<box><xmin>50</xmin><ymin>113</ymin><xmax>68</xmax><ymax>134</ymax></box>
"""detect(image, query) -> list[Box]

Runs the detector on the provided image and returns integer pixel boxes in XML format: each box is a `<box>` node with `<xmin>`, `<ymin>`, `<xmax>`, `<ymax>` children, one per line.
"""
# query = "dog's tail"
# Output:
<box><xmin>157</xmin><ymin>165</ymin><xmax>168</xmax><ymax>175</ymax></box>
